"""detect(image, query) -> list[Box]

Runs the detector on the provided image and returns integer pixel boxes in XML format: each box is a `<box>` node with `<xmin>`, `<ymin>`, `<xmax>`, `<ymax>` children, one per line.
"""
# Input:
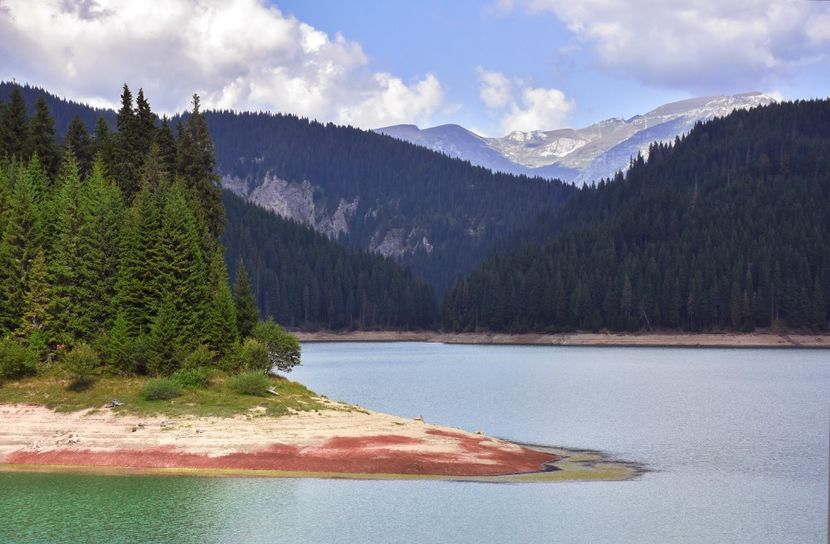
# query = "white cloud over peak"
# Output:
<box><xmin>0</xmin><ymin>0</ymin><xmax>444</xmax><ymax>128</ymax></box>
<box><xmin>509</xmin><ymin>0</ymin><xmax>830</xmax><ymax>92</ymax></box>
<box><xmin>476</xmin><ymin>67</ymin><xmax>573</xmax><ymax>134</ymax></box>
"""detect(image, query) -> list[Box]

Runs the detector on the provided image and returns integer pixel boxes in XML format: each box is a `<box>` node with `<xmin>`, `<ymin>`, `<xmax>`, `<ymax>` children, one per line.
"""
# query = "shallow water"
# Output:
<box><xmin>1</xmin><ymin>343</ymin><xmax>828</xmax><ymax>543</ymax></box>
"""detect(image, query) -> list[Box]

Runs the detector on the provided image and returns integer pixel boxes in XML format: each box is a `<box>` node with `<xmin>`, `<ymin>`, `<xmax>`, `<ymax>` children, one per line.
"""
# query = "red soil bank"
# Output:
<box><xmin>4</xmin><ymin>433</ymin><xmax>559</xmax><ymax>477</ymax></box>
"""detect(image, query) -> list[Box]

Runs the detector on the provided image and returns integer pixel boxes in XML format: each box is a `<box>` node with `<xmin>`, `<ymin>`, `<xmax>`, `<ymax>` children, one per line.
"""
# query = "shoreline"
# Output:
<box><xmin>0</xmin><ymin>404</ymin><xmax>639</xmax><ymax>482</ymax></box>
<box><xmin>293</xmin><ymin>330</ymin><xmax>830</xmax><ymax>349</ymax></box>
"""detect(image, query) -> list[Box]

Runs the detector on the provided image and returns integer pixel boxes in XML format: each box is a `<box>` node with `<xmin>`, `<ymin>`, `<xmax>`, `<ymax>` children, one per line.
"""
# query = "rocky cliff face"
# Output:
<box><xmin>223</xmin><ymin>174</ymin><xmax>357</xmax><ymax>241</ymax></box>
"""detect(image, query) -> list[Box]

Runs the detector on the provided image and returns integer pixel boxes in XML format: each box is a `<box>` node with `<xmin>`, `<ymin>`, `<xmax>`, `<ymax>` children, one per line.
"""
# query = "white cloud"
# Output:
<box><xmin>510</xmin><ymin>0</ymin><xmax>830</xmax><ymax>92</ymax></box>
<box><xmin>0</xmin><ymin>0</ymin><xmax>445</xmax><ymax>128</ymax></box>
<box><xmin>476</xmin><ymin>66</ymin><xmax>513</xmax><ymax>108</ymax></box>
<box><xmin>475</xmin><ymin>67</ymin><xmax>573</xmax><ymax>134</ymax></box>
<box><xmin>501</xmin><ymin>87</ymin><xmax>574</xmax><ymax>133</ymax></box>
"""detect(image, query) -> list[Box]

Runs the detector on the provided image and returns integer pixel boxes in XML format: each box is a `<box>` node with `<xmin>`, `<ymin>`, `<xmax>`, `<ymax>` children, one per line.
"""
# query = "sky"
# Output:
<box><xmin>0</xmin><ymin>0</ymin><xmax>828</xmax><ymax>136</ymax></box>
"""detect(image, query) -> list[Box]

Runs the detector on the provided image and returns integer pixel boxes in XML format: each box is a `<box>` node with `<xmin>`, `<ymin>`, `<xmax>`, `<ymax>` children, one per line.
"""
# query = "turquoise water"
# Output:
<box><xmin>2</xmin><ymin>343</ymin><xmax>828</xmax><ymax>543</ymax></box>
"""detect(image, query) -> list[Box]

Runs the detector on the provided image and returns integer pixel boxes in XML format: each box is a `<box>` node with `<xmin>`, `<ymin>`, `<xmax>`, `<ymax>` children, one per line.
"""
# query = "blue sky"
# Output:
<box><xmin>274</xmin><ymin>0</ymin><xmax>687</xmax><ymax>130</ymax></box>
<box><xmin>1</xmin><ymin>0</ymin><xmax>828</xmax><ymax>135</ymax></box>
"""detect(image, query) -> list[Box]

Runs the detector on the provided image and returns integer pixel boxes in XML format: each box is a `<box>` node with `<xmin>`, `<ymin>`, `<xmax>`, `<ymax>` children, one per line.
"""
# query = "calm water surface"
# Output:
<box><xmin>1</xmin><ymin>343</ymin><xmax>828</xmax><ymax>543</ymax></box>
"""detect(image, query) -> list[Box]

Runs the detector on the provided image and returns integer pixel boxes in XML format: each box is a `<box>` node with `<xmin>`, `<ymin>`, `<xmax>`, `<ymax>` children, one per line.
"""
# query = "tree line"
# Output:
<box><xmin>0</xmin><ymin>84</ymin><xmax>297</xmax><ymax>381</ymax></box>
<box><xmin>444</xmin><ymin>99</ymin><xmax>830</xmax><ymax>333</ymax></box>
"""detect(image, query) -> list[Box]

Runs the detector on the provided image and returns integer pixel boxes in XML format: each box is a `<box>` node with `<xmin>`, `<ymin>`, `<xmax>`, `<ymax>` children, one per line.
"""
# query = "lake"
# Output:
<box><xmin>1</xmin><ymin>343</ymin><xmax>828</xmax><ymax>543</ymax></box>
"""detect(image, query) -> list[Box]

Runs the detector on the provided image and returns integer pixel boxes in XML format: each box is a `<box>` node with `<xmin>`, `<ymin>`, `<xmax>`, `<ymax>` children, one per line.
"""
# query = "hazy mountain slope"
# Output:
<box><xmin>0</xmin><ymin>82</ymin><xmax>116</xmax><ymax>136</ymax></box>
<box><xmin>378</xmin><ymin>92</ymin><xmax>775</xmax><ymax>184</ymax></box>
<box><xmin>445</xmin><ymin>98</ymin><xmax>830</xmax><ymax>333</ymax></box>
<box><xmin>202</xmin><ymin>110</ymin><xmax>575</xmax><ymax>291</ymax></box>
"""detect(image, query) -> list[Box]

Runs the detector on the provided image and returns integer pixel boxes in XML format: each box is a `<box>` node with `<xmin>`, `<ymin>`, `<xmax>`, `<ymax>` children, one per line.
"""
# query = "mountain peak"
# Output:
<box><xmin>378</xmin><ymin>92</ymin><xmax>777</xmax><ymax>184</ymax></box>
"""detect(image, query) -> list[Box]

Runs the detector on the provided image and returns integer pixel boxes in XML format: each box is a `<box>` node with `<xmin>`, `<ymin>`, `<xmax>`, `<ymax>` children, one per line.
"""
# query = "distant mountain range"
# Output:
<box><xmin>376</xmin><ymin>92</ymin><xmax>775</xmax><ymax>184</ymax></box>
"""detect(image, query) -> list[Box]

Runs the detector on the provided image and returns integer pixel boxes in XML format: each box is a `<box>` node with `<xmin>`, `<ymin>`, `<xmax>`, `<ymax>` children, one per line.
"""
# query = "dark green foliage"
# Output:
<box><xmin>233</xmin><ymin>259</ymin><xmax>258</xmax><ymax>338</ymax></box>
<box><xmin>28</xmin><ymin>97</ymin><xmax>60</xmax><ymax>178</ymax></box>
<box><xmin>198</xmin><ymin>110</ymin><xmax>575</xmax><ymax>291</ymax></box>
<box><xmin>0</xmin><ymin>160</ymin><xmax>44</xmax><ymax>333</ymax></box>
<box><xmin>172</xmin><ymin>366</ymin><xmax>211</xmax><ymax>389</ymax></box>
<box><xmin>252</xmin><ymin>319</ymin><xmax>300</xmax><ymax>373</ymax></box>
<box><xmin>229</xmin><ymin>371</ymin><xmax>270</xmax><ymax>396</ymax></box>
<box><xmin>446</xmin><ymin>99</ymin><xmax>830</xmax><ymax>333</ymax></box>
<box><xmin>65</xmin><ymin>115</ymin><xmax>93</xmax><ymax>177</ymax></box>
<box><xmin>0</xmin><ymin>338</ymin><xmax>37</xmax><ymax>380</ymax></box>
<box><xmin>16</xmin><ymin>250</ymin><xmax>51</xmax><ymax>341</ymax></box>
<box><xmin>156</xmin><ymin>117</ymin><xmax>177</xmax><ymax>179</ymax></box>
<box><xmin>146</xmin><ymin>301</ymin><xmax>183</xmax><ymax>376</ymax></box>
<box><xmin>103</xmin><ymin>313</ymin><xmax>130</xmax><ymax>374</ymax></box>
<box><xmin>203</xmin><ymin>249</ymin><xmax>238</xmax><ymax>357</ymax></box>
<box><xmin>177</xmin><ymin>95</ymin><xmax>224</xmax><ymax>239</ymax></box>
<box><xmin>1</xmin><ymin>86</ymin><xmax>29</xmax><ymax>160</ymax></box>
<box><xmin>223</xmin><ymin>192</ymin><xmax>439</xmax><ymax>329</ymax></box>
<box><xmin>142</xmin><ymin>378</ymin><xmax>182</xmax><ymax>400</ymax></box>
<box><xmin>112</xmin><ymin>84</ymin><xmax>142</xmax><ymax>200</ymax></box>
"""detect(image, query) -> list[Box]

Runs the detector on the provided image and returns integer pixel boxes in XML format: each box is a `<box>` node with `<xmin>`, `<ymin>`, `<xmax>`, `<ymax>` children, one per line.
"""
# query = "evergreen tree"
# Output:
<box><xmin>1</xmin><ymin>87</ymin><xmax>29</xmax><ymax>160</ymax></box>
<box><xmin>156</xmin><ymin>116</ymin><xmax>177</xmax><ymax>179</ymax></box>
<box><xmin>135</xmin><ymin>88</ymin><xmax>156</xmax><ymax>155</ymax></box>
<box><xmin>146</xmin><ymin>300</ymin><xmax>182</xmax><ymax>376</ymax></box>
<box><xmin>0</xmin><ymin>160</ymin><xmax>44</xmax><ymax>333</ymax></box>
<box><xmin>178</xmin><ymin>95</ymin><xmax>223</xmax><ymax>238</ymax></box>
<box><xmin>115</xmin><ymin>184</ymin><xmax>164</xmax><ymax>336</ymax></box>
<box><xmin>234</xmin><ymin>259</ymin><xmax>258</xmax><ymax>338</ymax></box>
<box><xmin>156</xmin><ymin>183</ymin><xmax>208</xmax><ymax>348</ymax></box>
<box><xmin>92</xmin><ymin>116</ymin><xmax>113</xmax><ymax>172</ymax></box>
<box><xmin>65</xmin><ymin>115</ymin><xmax>93</xmax><ymax>177</ymax></box>
<box><xmin>104</xmin><ymin>313</ymin><xmax>130</xmax><ymax>374</ymax></box>
<box><xmin>113</xmin><ymin>84</ymin><xmax>141</xmax><ymax>200</ymax></box>
<box><xmin>76</xmin><ymin>160</ymin><xmax>125</xmax><ymax>332</ymax></box>
<box><xmin>49</xmin><ymin>154</ymin><xmax>86</xmax><ymax>340</ymax></box>
<box><xmin>16</xmin><ymin>250</ymin><xmax>51</xmax><ymax>341</ymax></box>
<box><xmin>203</xmin><ymin>249</ymin><xmax>239</xmax><ymax>357</ymax></box>
<box><xmin>27</xmin><ymin>97</ymin><xmax>60</xmax><ymax>178</ymax></box>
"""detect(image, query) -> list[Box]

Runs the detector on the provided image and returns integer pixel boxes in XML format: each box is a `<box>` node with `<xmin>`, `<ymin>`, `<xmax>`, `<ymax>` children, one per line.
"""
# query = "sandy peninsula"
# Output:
<box><xmin>293</xmin><ymin>330</ymin><xmax>830</xmax><ymax>348</ymax></box>
<box><xmin>0</xmin><ymin>403</ymin><xmax>638</xmax><ymax>481</ymax></box>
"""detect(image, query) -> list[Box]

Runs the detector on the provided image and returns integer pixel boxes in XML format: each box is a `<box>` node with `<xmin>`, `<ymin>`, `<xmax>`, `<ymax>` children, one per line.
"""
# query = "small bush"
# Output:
<box><xmin>142</xmin><ymin>378</ymin><xmax>182</xmax><ymax>400</ymax></box>
<box><xmin>0</xmin><ymin>337</ymin><xmax>37</xmax><ymax>380</ymax></box>
<box><xmin>229</xmin><ymin>371</ymin><xmax>271</xmax><ymax>396</ymax></box>
<box><xmin>172</xmin><ymin>367</ymin><xmax>211</xmax><ymax>389</ymax></box>
<box><xmin>251</xmin><ymin>319</ymin><xmax>301</xmax><ymax>373</ymax></box>
<box><xmin>184</xmin><ymin>344</ymin><xmax>215</xmax><ymax>369</ymax></box>
<box><xmin>239</xmin><ymin>337</ymin><xmax>270</xmax><ymax>373</ymax></box>
<box><xmin>64</xmin><ymin>342</ymin><xmax>101</xmax><ymax>390</ymax></box>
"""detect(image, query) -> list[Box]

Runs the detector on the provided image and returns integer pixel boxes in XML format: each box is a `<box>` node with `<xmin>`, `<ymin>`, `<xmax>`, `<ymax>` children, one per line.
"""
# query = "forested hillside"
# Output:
<box><xmin>445</xmin><ymin>99</ymin><xmax>830</xmax><ymax>333</ymax></box>
<box><xmin>0</xmin><ymin>84</ymin><xmax>266</xmax><ymax>378</ymax></box>
<box><xmin>223</xmin><ymin>191</ymin><xmax>438</xmax><ymax>329</ymax></box>
<box><xmin>1</xmin><ymin>82</ymin><xmax>439</xmax><ymax>330</ymax></box>
<box><xmin>200</xmin><ymin>110</ymin><xmax>576</xmax><ymax>290</ymax></box>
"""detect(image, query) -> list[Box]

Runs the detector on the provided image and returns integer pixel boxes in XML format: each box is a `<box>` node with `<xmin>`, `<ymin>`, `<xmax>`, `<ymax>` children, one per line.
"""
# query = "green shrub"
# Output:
<box><xmin>184</xmin><ymin>344</ymin><xmax>215</xmax><ymax>369</ymax></box>
<box><xmin>172</xmin><ymin>367</ymin><xmax>211</xmax><ymax>389</ymax></box>
<box><xmin>142</xmin><ymin>378</ymin><xmax>182</xmax><ymax>400</ymax></box>
<box><xmin>229</xmin><ymin>371</ymin><xmax>271</xmax><ymax>396</ymax></box>
<box><xmin>251</xmin><ymin>319</ymin><xmax>301</xmax><ymax>373</ymax></box>
<box><xmin>239</xmin><ymin>337</ymin><xmax>270</xmax><ymax>373</ymax></box>
<box><xmin>63</xmin><ymin>342</ymin><xmax>101</xmax><ymax>390</ymax></box>
<box><xmin>0</xmin><ymin>337</ymin><xmax>37</xmax><ymax>380</ymax></box>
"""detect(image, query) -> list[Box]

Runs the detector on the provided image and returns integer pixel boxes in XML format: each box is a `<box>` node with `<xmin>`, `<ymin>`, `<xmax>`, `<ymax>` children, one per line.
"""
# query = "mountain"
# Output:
<box><xmin>444</xmin><ymin>98</ymin><xmax>830</xmax><ymax>333</ymax></box>
<box><xmin>201</xmin><ymin>110</ymin><xmax>575</xmax><ymax>291</ymax></box>
<box><xmin>223</xmin><ymin>191</ymin><xmax>439</xmax><ymax>329</ymax></box>
<box><xmin>1</xmin><ymin>81</ymin><xmax>576</xmax><ymax>295</ymax></box>
<box><xmin>377</xmin><ymin>92</ymin><xmax>776</xmax><ymax>184</ymax></box>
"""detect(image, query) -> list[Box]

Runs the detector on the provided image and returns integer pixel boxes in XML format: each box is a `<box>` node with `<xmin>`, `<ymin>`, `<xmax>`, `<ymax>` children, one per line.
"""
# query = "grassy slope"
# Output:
<box><xmin>0</xmin><ymin>372</ymin><xmax>335</xmax><ymax>418</ymax></box>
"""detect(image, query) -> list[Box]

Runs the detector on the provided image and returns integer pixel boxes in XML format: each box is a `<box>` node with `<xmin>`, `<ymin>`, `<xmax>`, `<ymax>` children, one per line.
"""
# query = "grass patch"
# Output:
<box><xmin>142</xmin><ymin>378</ymin><xmax>182</xmax><ymax>400</ymax></box>
<box><xmin>228</xmin><ymin>371</ymin><xmax>270</xmax><ymax>396</ymax></box>
<box><xmin>0</xmin><ymin>370</ymin><xmax>332</xmax><ymax>418</ymax></box>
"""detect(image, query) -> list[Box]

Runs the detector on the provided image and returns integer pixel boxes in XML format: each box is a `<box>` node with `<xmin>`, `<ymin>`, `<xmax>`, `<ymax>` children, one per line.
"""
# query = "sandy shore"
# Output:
<box><xmin>0</xmin><ymin>403</ymin><xmax>637</xmax><ymax>481</ymax></box>
<box><xmin>293</xmin><ymin>330</ymin><xmax>830</xmax><ymax>348</ymax></box>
